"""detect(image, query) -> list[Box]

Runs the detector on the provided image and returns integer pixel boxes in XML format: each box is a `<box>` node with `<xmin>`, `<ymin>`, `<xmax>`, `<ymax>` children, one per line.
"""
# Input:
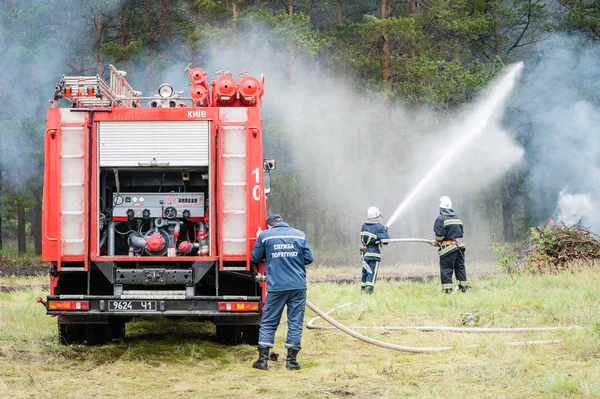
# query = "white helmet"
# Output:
<box><xmin>439</xmin><ymin>196</ymin><xmax>452</xmax><ymax>209</ymax></box>
<box><xmin>366</xmin><ymin>206</ymin><xmax>381</xmax><ymax>219</ymax></box>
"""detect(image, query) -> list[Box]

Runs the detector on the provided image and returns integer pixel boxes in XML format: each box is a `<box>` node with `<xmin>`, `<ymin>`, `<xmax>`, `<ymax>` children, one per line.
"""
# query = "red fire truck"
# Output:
<box><xmin>38</xmin><ymin>65</ymin><xmax>273</xmax><ymax>345</ymax></box>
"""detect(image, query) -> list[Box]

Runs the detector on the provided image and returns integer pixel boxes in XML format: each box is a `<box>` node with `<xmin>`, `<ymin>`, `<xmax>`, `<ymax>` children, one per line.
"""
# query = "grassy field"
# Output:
<box><xmin>1</xmin><ymin>266</ymin><xmax>599</xmax><ymax>399</ymax></box>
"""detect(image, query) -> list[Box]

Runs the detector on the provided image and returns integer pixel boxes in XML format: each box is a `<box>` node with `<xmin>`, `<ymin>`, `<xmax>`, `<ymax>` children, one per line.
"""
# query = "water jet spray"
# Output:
<box><xmin>386</xmin><ymin>62</ymin><xmax>524</xmax><ymax>228</ymax></box>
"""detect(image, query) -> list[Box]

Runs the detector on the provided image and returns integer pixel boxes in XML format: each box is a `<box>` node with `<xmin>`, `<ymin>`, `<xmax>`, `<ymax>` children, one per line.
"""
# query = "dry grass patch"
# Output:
<box><xmin>1</xmin><ymin>267</ymin><xmax>599</xmax><ymax>398</ymax></box>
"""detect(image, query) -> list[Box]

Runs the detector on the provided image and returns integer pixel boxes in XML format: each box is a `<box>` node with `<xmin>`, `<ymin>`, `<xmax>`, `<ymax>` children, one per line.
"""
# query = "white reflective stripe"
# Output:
<box><xmin>438</xmin><ymin>244</ymin><xmax>458</xmax><ymax>256</ymax></box>
<box><xmin>364</xmin><ymin>252</ymin><xmax>381</xmax><ymax>258</ymax></box>
<box><xmin>444</xmin><ymin>219</ymin><xmax>462</xmax><ymax>226</ymax></box>
<box><xmin>261</xmin><ymin>235</ymin><xmax>305</xmax><ymax>243</ymax></box>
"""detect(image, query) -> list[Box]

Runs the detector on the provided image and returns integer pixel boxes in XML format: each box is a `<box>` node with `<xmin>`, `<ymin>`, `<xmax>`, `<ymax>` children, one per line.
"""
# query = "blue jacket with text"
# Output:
<box><xmin>251</xmin><ymin>222</ymin><xmax>314</xmax><ymax>292</ymax></box>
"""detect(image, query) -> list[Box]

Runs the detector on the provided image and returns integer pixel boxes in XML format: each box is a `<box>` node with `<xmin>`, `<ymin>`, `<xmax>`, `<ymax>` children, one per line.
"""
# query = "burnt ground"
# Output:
<box><xmin>0</xmin><ymin>264</ymin><xmax>47</xmax><ymax>277</ymax></box>
<box><xmin>309</xmin><ymin>271</ymin><xmax>497</xmax><ymax>284</ymax></box>
<box><xmin>0</xmin><ymin>258</ymin><xmax>48</xmax><ymax>278</ymax></box>
<box><xmin>0</xmin><ymin>257</ymin><xmax>48</xmax><ymax>292</ymax></box>
<box><xmin>0</xmin><ymin>268</ymin><xmax>497</xmax><ymax>294</ymax></box>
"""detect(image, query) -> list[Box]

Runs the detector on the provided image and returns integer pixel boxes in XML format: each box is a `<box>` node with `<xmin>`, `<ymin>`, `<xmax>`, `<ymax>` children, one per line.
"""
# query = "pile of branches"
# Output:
<box><xmin>519</xmin><ymin>223</ymin><xmax>600</xmax><ymax>273</ymax></box>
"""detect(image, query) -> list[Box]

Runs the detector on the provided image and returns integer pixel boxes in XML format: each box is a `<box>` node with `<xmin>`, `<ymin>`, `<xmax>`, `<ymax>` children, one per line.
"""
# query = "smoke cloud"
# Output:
<box><xmin>186</xmin><ymin>20</ymin><xmax>526</xmax><ymax>262</ymax></box>
<box><xmin>515</xmin><ymin>35</ymin><xmax>600</xmax><ymax>232</ymax></box>
<box><xmin>557</xmin><ymin>191</ymin><xmax>596</xmax><ymax>227</ymax></box>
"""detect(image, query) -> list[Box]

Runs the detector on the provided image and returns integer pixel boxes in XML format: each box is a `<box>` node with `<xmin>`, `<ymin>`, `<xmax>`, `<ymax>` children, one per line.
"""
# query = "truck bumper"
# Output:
<box><xmin>44</xmin><ymin>294</ymin><xmax>262</xmax><ymax>321</ymax></box>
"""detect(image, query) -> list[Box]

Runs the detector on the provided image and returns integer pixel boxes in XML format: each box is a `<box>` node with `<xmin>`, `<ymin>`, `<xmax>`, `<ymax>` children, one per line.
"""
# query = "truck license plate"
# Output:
<box><xmin>108</xmin><ymin>300</ymin><xmax>157</xmax><ymax>311</ymax></box>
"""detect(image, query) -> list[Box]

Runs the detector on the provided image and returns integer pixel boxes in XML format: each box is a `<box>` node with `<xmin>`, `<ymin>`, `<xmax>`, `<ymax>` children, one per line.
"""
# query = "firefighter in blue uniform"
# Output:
<box><xmin>432</xmin><ymin>196</ymin><xmax>469</xmax><ymax>293</ymax></box>
<box><xmin>359</xmin><ymin>206</ymin><xmax>390</xmax><ymax>294</ymax></box>
<box><xmin>250</xmin><ymin>214</ymin><xmax>314</xmax><ymax>371</ymax></box>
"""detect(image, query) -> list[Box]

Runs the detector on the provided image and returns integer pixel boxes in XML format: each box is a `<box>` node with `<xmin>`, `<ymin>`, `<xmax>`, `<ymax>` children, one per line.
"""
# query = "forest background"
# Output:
<box><xmin>0</xmin><ymin>0</ymin><xmax>599</xmax><ymax>263</ymax></box>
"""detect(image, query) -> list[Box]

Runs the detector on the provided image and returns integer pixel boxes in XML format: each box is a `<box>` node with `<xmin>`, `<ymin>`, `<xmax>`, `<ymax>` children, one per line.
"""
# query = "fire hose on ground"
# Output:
<box><xmin>304</xmin><ymin>237</ymin><xmax>581</xmax><ymax>353</ymax></box>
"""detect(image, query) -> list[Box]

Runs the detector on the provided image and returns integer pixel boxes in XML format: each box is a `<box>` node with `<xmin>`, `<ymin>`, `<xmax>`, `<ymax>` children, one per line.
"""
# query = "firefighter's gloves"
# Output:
<box><xmin>430</xmin><ymin>240</ymin><xmax>441</xmax><ymax>247</ymax></box>
<box><xmin>359</xmin><ymin>245</ymin><xmax>367</xmax><ymax>254</ymax></box>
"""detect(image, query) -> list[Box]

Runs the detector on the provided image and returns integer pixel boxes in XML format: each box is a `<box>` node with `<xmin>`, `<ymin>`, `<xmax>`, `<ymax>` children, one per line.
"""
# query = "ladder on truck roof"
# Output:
<box><xmin>54</xmin><ymin>65</ymin><xmax>141</xmax><ymax>108</ymax></box>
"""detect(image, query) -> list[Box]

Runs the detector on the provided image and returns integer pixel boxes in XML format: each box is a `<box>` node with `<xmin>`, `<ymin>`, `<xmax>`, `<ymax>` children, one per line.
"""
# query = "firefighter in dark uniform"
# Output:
<box><xmin>432</xmin><ymin>196</ymin><xmax>469</xmax><ymax>293</ymax></box>
<box><xmin>360</xmin><ymin>206</ymin><xmax>390</xmax><ymax>294</ymax></box>
<box><xmin>250</xmin><ymin>214</ymin><xmax>314</xmax><ymax>371</ymax></box>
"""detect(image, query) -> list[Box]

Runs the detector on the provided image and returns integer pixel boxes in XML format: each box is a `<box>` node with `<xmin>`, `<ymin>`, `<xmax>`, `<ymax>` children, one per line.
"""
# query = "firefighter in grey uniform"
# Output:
<box><xmin>360</xmin><ymin>206</ymin><xmax>390</xmax><ymax>294</ymax></box>
<box><xmin>432</xmin><ymin>196</ymin><xmax>469</xmax><ymax>293</ymax></box>
<box><xmin>250</xmin><ymin>214</ymin><xmax>314</xmax><ymax>371</ymax></box>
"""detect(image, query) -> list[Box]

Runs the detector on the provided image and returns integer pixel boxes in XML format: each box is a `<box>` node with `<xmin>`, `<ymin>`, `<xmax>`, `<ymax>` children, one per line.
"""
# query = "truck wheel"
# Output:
<box><xmin>109</xmin><ymin>319</ymin><xmax>126</xmax><ymax>341</ymax></box>
<box><xmin>58</xmin><ymin>323</ymin><xmax>85</xmax><ymax>345</ymax></box>
<box><xmin>216</xmin><ymin>325</ymin><xmax>243</xmax><ymax>345</ymax></box>
<box><xmin>84</xmin><ymin>324</ymin><xmax>111</xmax><ymax>345</ymax></box>
<box><xmin>242</xmin><ymin>325</ymin><xmax>259</xmax><ymax>345</ymax></box>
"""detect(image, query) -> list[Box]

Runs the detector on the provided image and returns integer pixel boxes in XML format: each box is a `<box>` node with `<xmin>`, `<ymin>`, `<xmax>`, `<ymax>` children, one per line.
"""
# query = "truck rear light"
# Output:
<box><xmin>218</xmin><ymin>302</ymin><xmax>259</xmax><ymax>312</ymax></box>
<box><xmin>48</xmin><ymin>301</ymin><xmax>89</xmax><ymax>311</ymax></box>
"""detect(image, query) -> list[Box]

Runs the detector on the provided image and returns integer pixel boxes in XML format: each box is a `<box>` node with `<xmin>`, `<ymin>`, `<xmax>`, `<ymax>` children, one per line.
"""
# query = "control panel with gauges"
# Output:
<box><xmin>112</xmin><ymin>192</ymin><xmax>205</xmax><ymax>221</ymax></box>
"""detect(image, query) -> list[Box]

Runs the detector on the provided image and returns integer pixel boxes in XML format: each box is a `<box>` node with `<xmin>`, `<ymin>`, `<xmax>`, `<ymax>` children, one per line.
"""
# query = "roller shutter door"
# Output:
<box><xmin>99</xmin><ymin>121</ymin><xmax>209</xmax><ymax>167</ymax></box>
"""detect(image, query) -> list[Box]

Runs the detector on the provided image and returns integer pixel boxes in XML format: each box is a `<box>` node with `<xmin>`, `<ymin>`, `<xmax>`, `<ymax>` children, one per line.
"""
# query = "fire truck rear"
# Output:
<box><xmin>38</xmin><ymin>65</ymin><xmax>273</xmax><ymax>345</ymax></box>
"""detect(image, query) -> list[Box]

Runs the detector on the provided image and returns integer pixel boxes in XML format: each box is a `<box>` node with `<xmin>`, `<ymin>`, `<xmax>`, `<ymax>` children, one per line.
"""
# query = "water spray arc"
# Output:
<box><xmin>385</xmin><ymin>62</ymin><xmax>524</xmax><ymax>228</ymax></box>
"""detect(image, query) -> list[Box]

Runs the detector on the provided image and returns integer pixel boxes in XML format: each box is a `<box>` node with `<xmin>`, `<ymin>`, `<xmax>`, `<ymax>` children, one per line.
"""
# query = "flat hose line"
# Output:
<box><xmin>305</xmin><ymin>301</ymin><xmax>568</xmax><ymax>353</ymax></box>
<box><xmin>304</xmin><ymin>237</ymin><xmax>579</xmax><ymax>351</ymax></box>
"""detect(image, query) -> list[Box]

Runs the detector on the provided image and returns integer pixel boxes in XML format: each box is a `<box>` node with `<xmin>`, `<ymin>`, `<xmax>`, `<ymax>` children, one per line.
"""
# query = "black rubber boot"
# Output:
<box><xmin>459</xmin><ymin>285</ymin><xmax>470</xmax><ymax>293</ymax></box>
<box><xmin>365</xmin><ymin>286</ymin><xmax>374</xmax><ymax>295</ymax></box>
<box><xmin>286</xmin><ymin>348</ymin><xmax>301</xmax><ymax>370</ymax></box>
<box><xmin>252</xmin><ymin>347</ymin><xmax>270</xmax><ymax>370</ymax></box>
<box><xmin>443</xmin><ymin>288</ymin><xmax>454</xmax><ymax>295</ymax></box>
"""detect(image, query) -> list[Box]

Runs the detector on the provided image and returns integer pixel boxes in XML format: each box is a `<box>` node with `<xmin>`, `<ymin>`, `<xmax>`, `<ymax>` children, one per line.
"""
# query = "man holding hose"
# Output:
<box><xmin>432</xmin><ymin>196</ymin><xmax>469</xmax><ymax>293</ymax></box>
<box><xmin>360</xmin><ymin>206</ymin><xmax>390</xmax><ymax>294</ymax></box>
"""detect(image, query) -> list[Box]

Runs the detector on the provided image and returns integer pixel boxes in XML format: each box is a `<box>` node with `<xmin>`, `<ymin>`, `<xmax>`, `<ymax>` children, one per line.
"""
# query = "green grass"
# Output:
<box><xmin>0</xmin><ymin>239</ymin><xmax>41</xmax><ymax>258</ymax></box>
<box><xmin>1</xmin><ymin>268</ymin><xmax>600</xmax><ymax>398</ymax></box>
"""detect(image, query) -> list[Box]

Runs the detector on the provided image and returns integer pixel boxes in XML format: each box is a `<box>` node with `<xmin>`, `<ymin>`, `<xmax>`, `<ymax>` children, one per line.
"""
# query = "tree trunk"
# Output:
<box><xmin>288</xmin><ymin>0</ymin><xmax>294</xmax><ymax>16</ymax></box>
<box><xmin>95</xmin><ymin>13</ymin><xmax>104</xmax><ymax>76</ymax></box>
<box><xmin>336</xmin><ymin>0</ymin><xmax>343</xmax><ymax>24</ymax></box>
<box><xmin>30</xmin><ymin>198</ymin><xmax>42</xmax><ymax>255</ymax></box>
<box><xmin>379</xmin><ymin>0</ymin><xmax>392</xmax><ymax>92</ymax></box>
<box><xmin>18</xmin><ymin>206</ymin><xmax>26</xmax><ymax>253</ymax></box>
<box><xmin>232</xmin><ymin>0</ymin><xmax>238</xmax><ymax>20</ymax></box>
<box><xmin>143</xmin><ymin>2</ymin><xmax>158</xmax><ymax>90</ymax></box>
<box><xmin>379</xmin><ymin>0</ymin><xmax>392</xmax><ymax>153</ymax></box>
<box><xmin>161</xmin><ymin>0</ymin><xmax>173</xmax><ymax>37</ymax></box>
<box><xmin>313</xmin><ymin>215</ymin><xmax>321</xmax><ymax>250</ymax></box>
<box><xmin>0</xmin><ymin>156</ymin><xmax>3</xmax><ymax>252</ymax></box>
<box><xmin>404</xmin><ymin>0</ymin><xmax>420</xmax><ymax>14</ymax></box>
<box><xmin>502</xmin><ymin>196</ymin><xmax>514</xmax><ymax>242</ymax></box>
<box><xmin>484</xmin><ymin>193</ymin><xmax>495</xmax><ymax>240</ymax></box>
<box><xmin>501</xmin><ymin>173</ymin><xmax>519</xmax><ymax>242</ymax></box>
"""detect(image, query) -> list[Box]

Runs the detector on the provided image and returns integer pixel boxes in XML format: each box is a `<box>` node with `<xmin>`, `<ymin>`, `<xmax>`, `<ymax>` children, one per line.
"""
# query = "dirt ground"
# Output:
<box><xmin>0</xmin><ymin>258</ymin><xmax>47</xmax><ymax>277</ymax></box>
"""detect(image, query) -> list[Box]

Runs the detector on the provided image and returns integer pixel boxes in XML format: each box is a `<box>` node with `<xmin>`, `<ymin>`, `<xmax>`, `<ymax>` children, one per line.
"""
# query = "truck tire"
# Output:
<box><xmin>216</xmin><ymin>325</ymin><xmax>243</xmax><ymax>345</ymax></box>
<box><xmin>84</xmin><ymin>323</ymin><xmax>111</xmax><ymax>345</ymax></box>
<box><xmin>109</xmin><ymin>319</ymin><xmax>126</xmax><ymax>341</ymax></box>
<box><xmin>58</xmin><ymin>323</ymin><xmax>85</xmax><ymax>345</ymax></box>
<box><xmin>242</xmin><ymin>325</ymin><xmax>259</xmax><ymax>345</ymax></box>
